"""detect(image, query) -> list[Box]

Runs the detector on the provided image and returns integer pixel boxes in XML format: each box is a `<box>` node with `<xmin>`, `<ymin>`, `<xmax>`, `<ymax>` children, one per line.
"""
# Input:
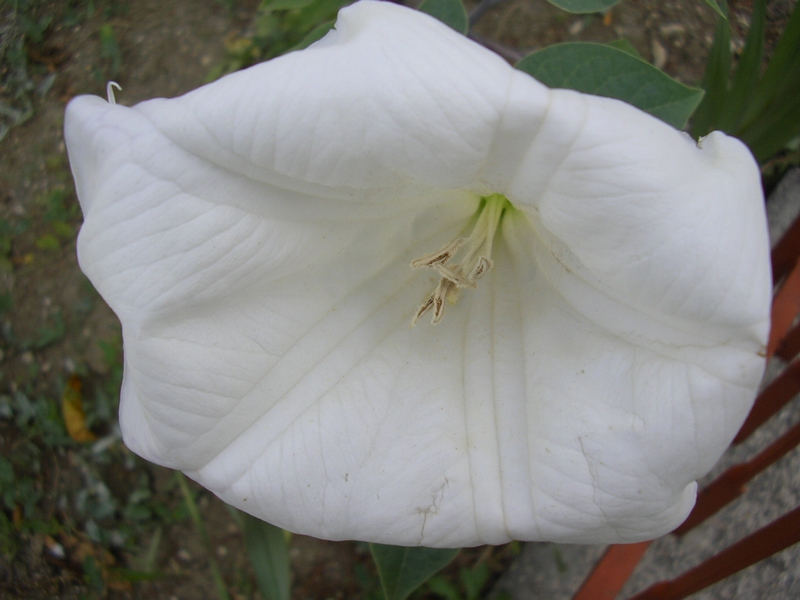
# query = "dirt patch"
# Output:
<box><xmin>472</xmin><ymin>0</ymin><xmax>717</xmax><ymax>83</ymax></box>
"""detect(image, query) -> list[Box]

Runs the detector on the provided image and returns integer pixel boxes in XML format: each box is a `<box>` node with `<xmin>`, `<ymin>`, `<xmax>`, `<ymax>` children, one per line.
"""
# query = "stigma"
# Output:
<box><xmin>411</xmin><ymin>194</ymin><xmax>511</xmax><ymax>326</ymax></box>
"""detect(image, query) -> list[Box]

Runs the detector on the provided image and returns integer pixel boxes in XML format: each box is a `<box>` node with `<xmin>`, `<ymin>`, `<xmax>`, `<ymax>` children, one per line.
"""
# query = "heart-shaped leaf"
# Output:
<box><xmin>517</xmin><ymin>42</ymin><xmax>703</xmax><ymax>129</ymax></box>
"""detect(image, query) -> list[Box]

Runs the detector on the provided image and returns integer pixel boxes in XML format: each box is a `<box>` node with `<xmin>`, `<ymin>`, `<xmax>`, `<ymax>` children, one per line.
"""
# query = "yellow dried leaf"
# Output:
<box><xmin>62</xmin><ymin>375</ymin><xmax>96</xmax><ymax>442</ymax></box>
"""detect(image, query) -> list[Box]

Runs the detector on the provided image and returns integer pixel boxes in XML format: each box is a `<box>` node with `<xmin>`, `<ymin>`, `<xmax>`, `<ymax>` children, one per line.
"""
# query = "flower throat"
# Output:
<box><xmin>411</xmin><ymin>194</ymin><xmax>512</xmax><ymax>326</ymax></box>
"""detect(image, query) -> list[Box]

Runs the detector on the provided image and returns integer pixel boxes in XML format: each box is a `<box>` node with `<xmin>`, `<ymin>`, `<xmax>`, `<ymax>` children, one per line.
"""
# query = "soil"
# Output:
<box><xmin>0</xmin><ymin>0</ymin><xmax>795</xmax><ymax>599</ymax></box>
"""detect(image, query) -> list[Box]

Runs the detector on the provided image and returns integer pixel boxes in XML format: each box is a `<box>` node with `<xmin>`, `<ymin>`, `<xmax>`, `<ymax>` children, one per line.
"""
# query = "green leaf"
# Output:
<box><xmin>702</xmin><ymin>0</ymin><xmax>727</xmax><ymax>19</ymax></box>
<box><xmin>370</xmin><ymin>544</ymin><xmax>459</xmax><ymax>600</ymax></box>
<box><xmin>35</xmin><ymin>234</ymin><xmax>60</xmax><ymax>250</ymax></box>
<box><xmin>717</xmin><ymin>0</ymin><xmax>765</xmax><ymax>132</ymax></box>
<box><xmin>606</xmin><ymin>38</ymin><xmax>642</xmax><ymax>59</ymax></box>
<box><xmin>419</xmin><ymin>0</ymin><xmax>468</xmax><ymax>34</ymax></box>
<box><xmin>51</xmin><ymin>220</ymin><xmax>74</xmax><ymax>239</ymax></box>
<box><xmin>140</xmin><ymin>527</ymin><xmax>162</xmax><ymax>573</ymax></box>
<box><xmin>460</xmin><ymin>563</ymin><xmax>490</xmax><ymax>600</ymax></box>
<box><xmin>546</xmin><ymin>0</ymin><xmax>619</xmax><ymax>13</ymax></box>
<box><xmin>289</xmin><ymin>0</ymin><xmax>350</xmax><ymax>31</ymax></box>
<box><xmin>99</xmin><ymin>24</ymin><xmax>121</xmax><ymax>78</ymax></box>
<box><xmin>516</xmin><ymin>42</ymin><xmax>704</xmax><ymax>129</ymax></box>
<box><xmin>691</xmin><ymin>0</ymin><xmax>730</xmax><ymax>137</ymax></box>
<box><xmin>739</xmin><ymin>0</ymin><xmax>800</xmax><ymax>130</ymax></box>
<box><xmin>241</xmin><ymin>512</ymin><xmax>291</xmax><ymax>600</ymax></box>
<box><xmin>739</xmin><ymin>91</ymin><xmax>800</xmax><ymax>163</ymax></box>
<box><xmin>288</xmin><ymin>19</ymin><xmax>335</xmax><ymax>51</ymax></box>
<box><xmin>426</xmin><ymin>575</ymin><xmax>461</xmax><ymax>600</ymax></box>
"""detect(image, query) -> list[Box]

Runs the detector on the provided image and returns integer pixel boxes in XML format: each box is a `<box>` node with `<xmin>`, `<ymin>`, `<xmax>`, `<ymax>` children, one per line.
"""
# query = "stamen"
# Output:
<box><xmin>106</xmin><ymin>81</ymin><xmax>122</xmax><ymax>104</ymax></box>
<box><xmin>410</xmin><ymin>194</ymin><xmax>511</xmax><ymax>326</ymax></box>
<box><xmin>432</xmin><ymin>279</ymin><xmax>456</xmax><ymax>325</ymax></box>
<box><xmin>434</xmin><ymin>263</ymin><xmax>476</xmax><ymax>289</ymax></box>
<box><xmin>410</xmin><ymin>238</ymin><xmax>465</xmax><ymax>268</ymax></box>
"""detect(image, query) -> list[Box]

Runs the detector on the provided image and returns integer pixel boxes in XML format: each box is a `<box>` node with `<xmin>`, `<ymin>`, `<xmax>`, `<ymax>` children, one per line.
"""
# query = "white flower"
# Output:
<box><xmin>65</xmin><ymin>0</ymin><xmax>771</xmax><ymax>547</ymax></box>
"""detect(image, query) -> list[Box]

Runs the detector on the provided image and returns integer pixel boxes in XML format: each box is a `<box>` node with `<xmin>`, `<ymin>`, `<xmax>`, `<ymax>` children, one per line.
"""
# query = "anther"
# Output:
<box><xmin>468</xmin><ymin>256</ymin><xmax>493</xmax><ymax>281</ymax></box>
<box><xmin>410</xmin><ymin>238</ymin><xmax>465</xmax><ymax>268</ymax></box>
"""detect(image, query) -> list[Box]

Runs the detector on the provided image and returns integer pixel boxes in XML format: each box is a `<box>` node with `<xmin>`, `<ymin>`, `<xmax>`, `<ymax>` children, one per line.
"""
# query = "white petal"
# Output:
<box><xmin>131</xmin><ymin>1</ymin><xmax>516</xmax><ymax>193</ymax></box>
<box><xmin>505</xmin><ymin>84</ymin><xmax>770</xmax><ymax>340</ymax></box>
<box><xmin>66</xmin><ymin>0</ymin><xmax>770</xmax><ymax>546</ymax></box>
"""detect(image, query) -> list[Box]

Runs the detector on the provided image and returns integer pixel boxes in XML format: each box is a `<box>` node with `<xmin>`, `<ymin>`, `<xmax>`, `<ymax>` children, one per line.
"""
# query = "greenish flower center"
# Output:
<box><xmin>410</xmin><ymin>193</ymin><xmax>513</xmax><ymax>326</ymax></box>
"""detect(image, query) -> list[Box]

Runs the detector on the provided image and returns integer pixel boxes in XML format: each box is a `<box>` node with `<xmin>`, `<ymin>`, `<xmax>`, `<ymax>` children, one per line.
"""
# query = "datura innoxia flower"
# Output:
<box><xmin>65</xmin><ymin>1</ymin><xmax>771</xmax><ymax>547</ymax></box>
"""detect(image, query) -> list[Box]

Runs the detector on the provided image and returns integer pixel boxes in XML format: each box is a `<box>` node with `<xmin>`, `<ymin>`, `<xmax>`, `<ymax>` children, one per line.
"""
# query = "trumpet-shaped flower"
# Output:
<box><xmin>65</xmin><ymin>1</ymin><xmax>771</xmax><ymax>547</ymax></box>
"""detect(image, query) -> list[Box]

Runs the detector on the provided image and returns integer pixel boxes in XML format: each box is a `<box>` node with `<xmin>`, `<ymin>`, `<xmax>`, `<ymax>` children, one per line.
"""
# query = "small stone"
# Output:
<box><xmin>660</xmin><ymin>23</ymin><xmax>686</xmax><ymax>37</ymax></box>
<box><xmin>651</xmin><ymin>39</ymin><xmax>668</xmax><ymax>70</ymax></box>
<box><xmin>568</xmin><ymin>20</ymin><xmax>585</xmax><ymax>36</ymax></box>
<box><xmin>44</xmin><ymin>535</ymin><xmax>65</xmax><ymax>559</ymax></box>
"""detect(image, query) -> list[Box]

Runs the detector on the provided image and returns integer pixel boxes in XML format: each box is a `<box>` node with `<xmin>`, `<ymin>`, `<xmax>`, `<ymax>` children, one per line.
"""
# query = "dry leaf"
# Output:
<box><xmin>62</xmin><ymin>375</ymin><xmax>96</xmax><ymax>442</ymax></box>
